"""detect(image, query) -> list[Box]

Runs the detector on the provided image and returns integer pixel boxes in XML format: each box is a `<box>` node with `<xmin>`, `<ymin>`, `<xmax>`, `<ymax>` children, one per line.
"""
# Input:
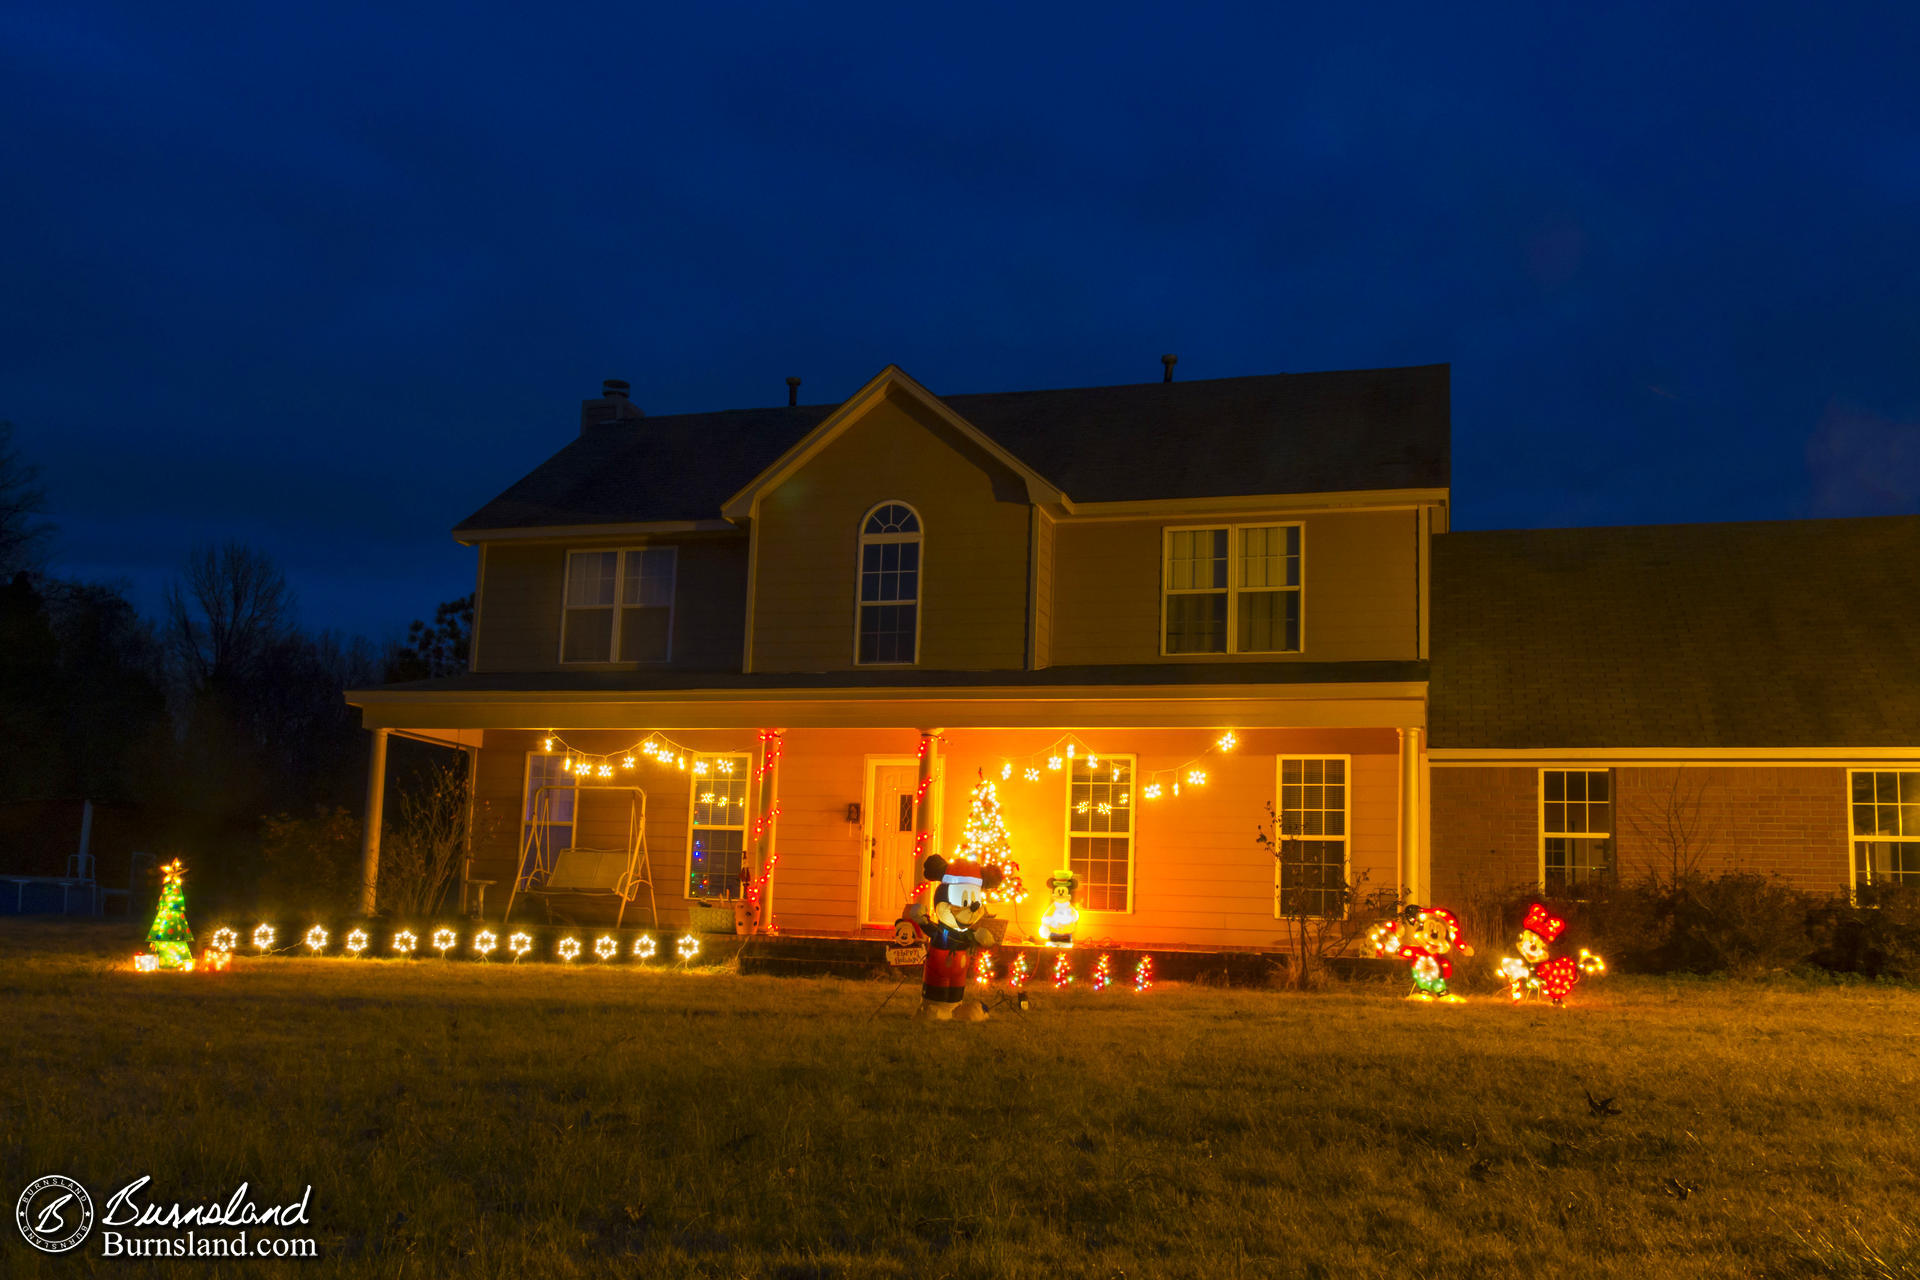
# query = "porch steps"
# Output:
<box><xmin>735</xmin><ymin>935</ymin><xmax>893</xmax><ymax>980</ymax></box>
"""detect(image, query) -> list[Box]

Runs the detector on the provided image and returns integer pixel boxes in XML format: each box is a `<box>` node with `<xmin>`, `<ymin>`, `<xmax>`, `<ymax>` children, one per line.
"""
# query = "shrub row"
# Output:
<box><xmin>1451</xmin><ymin>874</ymin><xmax>1920</xmax><ymax>981</ymax></box>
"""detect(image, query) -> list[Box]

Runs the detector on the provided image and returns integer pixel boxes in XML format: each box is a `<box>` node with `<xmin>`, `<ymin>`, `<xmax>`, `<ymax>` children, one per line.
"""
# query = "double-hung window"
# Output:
<box><xmin>1851</xmin><ymin>770</ymin><xmax>1920</xmax><ymax>888</ymax></box>
<box><xmin>1067</xmin><ymin>754</ymin><xmax>1134</xmax><ymax>912</ymax></box>
<box><xmin>1275</xmin><ymin>757</ymin><xmax>1349</xmax><ymax>918</ymax></box>
<box><xmin>1541</xmin><ymin>769</ymin><xmax>1613</xmax><ymax>892</ymax></box>
<box><xmin>688</xmin><ymin>753</ymin><xmax>751</xmax><ymax>898</ymax></box>
<box><xmin>1162</xmin><ymin>523</ymin><xmax>1302</xmax><ymax>655</ymax></box>
<box><xmin>521</xmin><ymin>752</ymin><xmax>576</xmax><ymax>874</ymax></box>
<box><xmin>562</xmin><ymin>547</ymin><xmax>676</xmax><ymax>663</ymax></box>
<box><xmin>856</xmin><ymin>503</ymin><xmax>921</xmax><ymax>664</ymax></box>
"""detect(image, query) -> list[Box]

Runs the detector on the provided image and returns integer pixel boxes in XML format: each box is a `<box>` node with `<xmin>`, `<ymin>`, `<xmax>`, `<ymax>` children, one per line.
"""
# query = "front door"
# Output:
<box><xmin>866</xmin><ymin>763</ymin><xmax>921</xmax><ymax>925</ymax></box>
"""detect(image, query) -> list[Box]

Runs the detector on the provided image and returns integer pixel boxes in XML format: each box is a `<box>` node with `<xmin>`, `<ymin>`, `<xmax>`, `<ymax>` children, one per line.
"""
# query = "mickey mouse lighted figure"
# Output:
<box><xmin>899</xmin><ymin>854</ymin><xmax>1007</xmax><ymax>1022</ymax></box>
<box><xmin>1498</xmin><ymin>903</ymin><xmax>1607</xmax><ymax>1005</ymax></box>
<box><xmin>1036</xmin><ymin>869</ymin><xmax>1080</xmax><ymax>948</ymax></box>
<box><xmin>1369</xmin><ymin>905</ymin><xmax>1472</xmax><ymax>1002</ymax></box>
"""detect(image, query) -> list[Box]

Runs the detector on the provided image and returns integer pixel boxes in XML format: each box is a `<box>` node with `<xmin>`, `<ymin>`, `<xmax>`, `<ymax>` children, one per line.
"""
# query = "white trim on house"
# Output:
<box><xmin>558</xmin><ymin>546</ymin><xmax>678</xmax><ymax>666</ymax></box>
<box><xmin>852</xmin><ymin>501</ymin><xmax>924</xmax><ymax>667</ymax></box>
<box><xmin>1273</xmin><ymin>754</ymin><xmax>1352</xmax><ymax>920</ymax></box>
<box><xmin>1064</xmin><ymin>751</ymin><xmax>1138</xmax><ymax>915</ymax></box>
<box><xmin>1159</xmin><ymin>521</ymin><xmax>1305</xmax><ymax>657</ymax></box>
<box><xmin>1538</xmin><ymin>767</ymin><xmax>1614</xmax><ymax>891</ymax></box>
<box><xmin>685</xmin><ymin>752</ymin><xmax>752</xmax><ymax>900</ymax></box>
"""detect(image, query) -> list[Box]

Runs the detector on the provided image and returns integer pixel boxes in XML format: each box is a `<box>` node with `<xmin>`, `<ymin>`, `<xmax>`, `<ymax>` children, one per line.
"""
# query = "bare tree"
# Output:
<box><xmin>0</xmin><ymin>421</ymin><xmax>52</xmax><ymax>577</ymax></box>
<box><xmin>1625</xmin><ymin>771</ymin><xmax>1717</xmax><ymax>887</ymax></box>
<box><xmin>164</xmin><ymin>541</ymin><xmax>293</xmax><ymax>689</ymax></box>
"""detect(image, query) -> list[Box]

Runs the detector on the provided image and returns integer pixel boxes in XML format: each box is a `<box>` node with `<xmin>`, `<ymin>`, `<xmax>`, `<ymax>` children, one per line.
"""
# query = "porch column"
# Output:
<box><xmin>750</xmin><ymin>730</ymin><xmax>783</xmax><ymax>930</ymax></box>
<box><xmin>913</xmin><ymin>730</ymin><xmax>941</xmax><ymax>874</ymax></box>
<box><xmin>359</xmin><ymin>727</ymin><xmax>390</xmax><ymax>915</ymax></box>
<box><xmin>1398</xmin><ymin>725</ymin><xmax>1424</xmax><ymax>906</ymax></box>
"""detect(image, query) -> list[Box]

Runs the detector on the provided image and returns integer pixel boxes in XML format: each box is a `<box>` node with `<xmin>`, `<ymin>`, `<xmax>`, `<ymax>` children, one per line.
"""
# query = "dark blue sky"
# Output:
<box><xmin>4</xmin><ymin>2</ymin><xmax>1916</xmax><ymax>640</ymax></box>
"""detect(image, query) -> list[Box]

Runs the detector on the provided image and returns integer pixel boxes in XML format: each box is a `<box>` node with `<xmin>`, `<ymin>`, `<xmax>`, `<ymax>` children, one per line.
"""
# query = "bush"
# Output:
<box><xmin>1447</xmin><ymin>872</ymin><xmax>1818</xmax><ymax>980</ymax></box>
<box><xmin>1811</xmin><ymin>884</ymin><xmax>1920</xmax><ymax>978</ymax></box>
<box><xmin>258</xmin><ymin>806</ymin><xmax>361</xmax><ymax>915</ymax></box>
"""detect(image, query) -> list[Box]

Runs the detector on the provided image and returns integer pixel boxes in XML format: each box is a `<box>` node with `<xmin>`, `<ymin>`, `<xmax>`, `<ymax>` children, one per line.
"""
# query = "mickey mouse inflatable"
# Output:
<box><xmin>898</xmin><ymin>854</ymin><xmax>1007</xmax><ymax>1021</ymax></box>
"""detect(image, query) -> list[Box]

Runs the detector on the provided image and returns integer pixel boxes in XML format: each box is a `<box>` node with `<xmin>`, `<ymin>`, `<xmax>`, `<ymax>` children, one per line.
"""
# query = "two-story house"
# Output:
<box><xmin>348</xmin><ymin>363</ymin><xmax>1451</xmax><ymax>947</ymax></box>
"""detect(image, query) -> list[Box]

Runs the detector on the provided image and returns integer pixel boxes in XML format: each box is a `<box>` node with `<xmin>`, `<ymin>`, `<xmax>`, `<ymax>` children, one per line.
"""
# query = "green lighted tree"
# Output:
<box><xmin>145</xmin><ymin>858</ymin><xmax>195</xmax><ymax>969</ymax></box>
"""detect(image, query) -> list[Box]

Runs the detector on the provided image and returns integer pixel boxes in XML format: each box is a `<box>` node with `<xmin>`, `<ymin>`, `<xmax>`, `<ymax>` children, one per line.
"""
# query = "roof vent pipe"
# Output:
<box><xmin>1161</xmin><ymin>353</ymin><xmax>1178</xmax><ymax>383</ymax></box>
<box><xmin>602</xmin><ymin>379</ymin><xmax>631</xmax><ymax>401</ymax></box>
<box><xmin>786</xmin><ymin>376</ymin><xmax>801</xmax><ymax>407</ymax></box>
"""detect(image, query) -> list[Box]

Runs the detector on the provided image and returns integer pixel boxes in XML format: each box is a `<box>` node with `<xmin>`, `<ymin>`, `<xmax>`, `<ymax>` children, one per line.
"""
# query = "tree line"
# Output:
<box><xmin>0</xmin><ymin>420</ymin><xmax>472</xmax><ymax>910</ymax></box>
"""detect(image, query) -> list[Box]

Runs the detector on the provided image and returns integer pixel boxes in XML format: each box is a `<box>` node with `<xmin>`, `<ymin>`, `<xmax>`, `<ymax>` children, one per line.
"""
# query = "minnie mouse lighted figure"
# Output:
<box><xmin>1497</xmin><ymin>903</ymin><xmax>1606</xmax><ymax>1005</ymax></box>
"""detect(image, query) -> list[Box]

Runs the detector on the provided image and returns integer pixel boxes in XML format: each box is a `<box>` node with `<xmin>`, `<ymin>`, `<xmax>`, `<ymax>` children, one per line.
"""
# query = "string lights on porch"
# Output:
<box><xmin>979</xmin><ymin>728</ymin><xmax>1241</xmax><ymax>802</ymax></box>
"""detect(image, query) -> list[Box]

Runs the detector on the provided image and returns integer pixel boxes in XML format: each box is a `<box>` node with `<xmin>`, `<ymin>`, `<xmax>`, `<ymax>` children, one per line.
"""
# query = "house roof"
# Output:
<box><xmin>1429</xmin><ymin>515</ymin><xmax>1920</xmax><ymax>750</ymax></box>
<box><xmin>453</xmin><ymin>363</ymin><xmax>1450</xmax><ymax>533</ymax></box>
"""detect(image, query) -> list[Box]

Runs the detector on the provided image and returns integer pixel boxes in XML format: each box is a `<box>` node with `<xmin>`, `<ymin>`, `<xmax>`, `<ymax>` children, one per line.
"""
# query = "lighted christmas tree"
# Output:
<box><xmin>143</xmin><ymin>859</ymin><xmax>196</xmax><ymax>970</ymax></box>
<box><xmin>953</xmin><ymin>774</ymin><xmax>1026</xmax><ymax>904</ymax></box>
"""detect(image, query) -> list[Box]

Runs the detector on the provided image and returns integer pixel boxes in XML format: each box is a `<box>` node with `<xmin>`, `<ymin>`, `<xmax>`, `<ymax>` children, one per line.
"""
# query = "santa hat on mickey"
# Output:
<box><xmin>1522</xmin><ymin>902</ymin><xmax>1568</xmax><ymax>944</ymax></box>
<box><xmin>923</xmin><ymin>854</ymin><xmax>1004</xmax><ymax>890</ymax></box>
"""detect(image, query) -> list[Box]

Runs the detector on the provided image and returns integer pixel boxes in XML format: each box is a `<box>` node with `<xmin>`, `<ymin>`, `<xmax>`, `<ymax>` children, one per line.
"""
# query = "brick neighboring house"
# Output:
<box><xmin>345</xmin><ymin>365</ymin><xmax>1919</xmax><ymax>947</ymax></box>
<box><xmin>1428</xmin><ymin>517</ymin><xmax>1920</xmax><ymax>901</ymax></box>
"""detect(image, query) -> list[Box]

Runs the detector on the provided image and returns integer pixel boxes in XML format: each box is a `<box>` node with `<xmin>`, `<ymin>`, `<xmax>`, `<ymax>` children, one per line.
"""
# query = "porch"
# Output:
<box><xmin>347</xmin><ymin>678</ymin><xmax>1431</xmax><ymax>953</ymax></box>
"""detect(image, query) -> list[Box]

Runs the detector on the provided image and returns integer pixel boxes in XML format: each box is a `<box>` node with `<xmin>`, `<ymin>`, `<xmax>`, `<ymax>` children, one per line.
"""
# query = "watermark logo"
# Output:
<box><xmin>15</xmin><ymin>1175</ymin><xmax>95</xmax><ymax>1254</ymax></box>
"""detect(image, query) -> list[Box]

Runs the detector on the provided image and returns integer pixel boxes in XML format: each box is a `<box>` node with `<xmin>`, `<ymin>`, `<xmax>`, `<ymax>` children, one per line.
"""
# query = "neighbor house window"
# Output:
<box><xmin>1067</xmin><ymin>754</ymin><xmax>1134</xmax><ymax>912</ymax></box>
<box><xmin>1851</xmin><ymin>770</ymin><xmax>1920</xmax><ymax>888</ymax></box>
<box><xmin>1541</xmin><ymin>769</ymin><xmax>1612</xmax><ymax>892</ymax></box>
<box><xmin>521</xmin><ymin>752</ymin><xmax>576</xmax><ymax>873</ymax></box>
<box><xmin>1162</xmin><ymin>523</ymin><xmax>1302</xmax><ymax>655</ymax></box>
<box><xmin>688</xmin><ymin>753</ymin><xmax>751</xmax><ymax>898</ymax></box>
<box><xmin>1275</xmin><ymin>757</ymin><xmax>1349</xmax><ymax>918</ymax></box>
<box><xmin>562</xmin><ymin>547</ymin><xmax>676</xmax><ymax>663</ymax></box>
<box><xmin>856</xmin><ymin>502</ymin><xmax>920</xmax><ymax>664</ymax></box>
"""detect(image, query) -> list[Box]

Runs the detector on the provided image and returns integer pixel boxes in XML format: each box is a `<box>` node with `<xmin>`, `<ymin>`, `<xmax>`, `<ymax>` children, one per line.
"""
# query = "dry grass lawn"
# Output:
<box><xmin>4</xmin><ymin>919</ymin><xmax>1919</xmax><ymax>1279</ymax></box>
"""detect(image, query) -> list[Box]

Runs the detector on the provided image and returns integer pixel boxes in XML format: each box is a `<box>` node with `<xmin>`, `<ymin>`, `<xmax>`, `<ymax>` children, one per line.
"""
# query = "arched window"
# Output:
<box><xmin>856</xmin><ymin>502</ymin><xmax>921</xmax><ymax>664</ymax></box>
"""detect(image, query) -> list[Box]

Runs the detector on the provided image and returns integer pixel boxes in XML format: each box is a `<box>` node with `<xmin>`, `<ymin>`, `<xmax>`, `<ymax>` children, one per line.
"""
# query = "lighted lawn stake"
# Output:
<box><xmin>135</xmin><ymin>858</ymin><xmax>195</xmax><ymax>971</ymax></box>
<box><xmin>1369</xmin><ymin>906</ymin><xmax>1472</xmax><ymax>1002</ymax></box>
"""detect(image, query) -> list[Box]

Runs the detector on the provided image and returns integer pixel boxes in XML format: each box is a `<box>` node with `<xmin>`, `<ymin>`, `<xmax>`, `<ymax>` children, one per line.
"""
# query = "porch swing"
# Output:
<box><xmin>504</xmin><ymin>784</ymin><xmax>658</xmax><ymax>928</ymax></box>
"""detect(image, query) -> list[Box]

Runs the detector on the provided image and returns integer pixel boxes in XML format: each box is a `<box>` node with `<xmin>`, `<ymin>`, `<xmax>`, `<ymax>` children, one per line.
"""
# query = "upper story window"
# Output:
<box><xmin>1162</xmin><ymin>523</ymin><xmax>1302</xmax><ymax>655</ymax></box>
<box><xmin>857</xmin><ymin>503</ymin><xmax>921</xmax><ymax>665</ymax></box>
<box><xmin>562</xmin><ymin>547</ymin><xmax>676</xmax><ymax>663</ymax></box>
<box><xmin>1851</xmin><ymin>770</ymin><xmax>1920</xmax><ymax>888</ymax></box>
<box><xmin>1541</xmin><ymin>769</ymin><xmax>1612</xmax><ymax>893</ymax></box>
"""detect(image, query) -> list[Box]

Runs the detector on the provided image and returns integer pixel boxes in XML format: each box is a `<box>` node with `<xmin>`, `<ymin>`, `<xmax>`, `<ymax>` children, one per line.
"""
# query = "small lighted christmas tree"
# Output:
<box><xmin>953</xmin><ymin>773</ymin><xmax>1026</xmax><ymax>904</ymax></box>
<box><xmin>143</xmin><ymin>859</ymin><xmax>196</xmax><ymax>971</ymax></box>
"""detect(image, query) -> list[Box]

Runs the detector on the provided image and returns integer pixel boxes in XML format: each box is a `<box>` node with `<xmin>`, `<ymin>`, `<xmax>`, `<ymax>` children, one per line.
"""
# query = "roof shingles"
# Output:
<box><xmin>1429</xmin><ymin>516</ymin><xmax>1920</xmax><ymax>749</ymax></box>
<box><xmin>454</xmin><ymin>364</ymin><xmax>1449</xmax><ymax>532</ymax></box>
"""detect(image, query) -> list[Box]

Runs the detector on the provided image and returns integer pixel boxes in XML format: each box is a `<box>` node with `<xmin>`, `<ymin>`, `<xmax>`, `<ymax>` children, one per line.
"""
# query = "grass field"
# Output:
<box><xmin>5</xmin><ymin>920</ymin><xmax>1919</xmax><ymax>1279</ymax></box>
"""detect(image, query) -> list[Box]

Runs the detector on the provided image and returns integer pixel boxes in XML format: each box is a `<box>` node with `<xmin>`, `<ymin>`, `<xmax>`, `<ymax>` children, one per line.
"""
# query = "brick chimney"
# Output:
<box><xmin>581</xmin><ymin>378</ymin><xmax>644</xmax><ymax>433</ymax></box>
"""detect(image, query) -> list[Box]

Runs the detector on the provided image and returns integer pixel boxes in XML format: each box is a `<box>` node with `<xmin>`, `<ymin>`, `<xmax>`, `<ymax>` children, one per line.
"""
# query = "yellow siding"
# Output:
<box><xmin>1050</xmin><ymin>509</ymin><xmax>1421</xmax><ymax>665</ymax></box>
<box><xmin>750</xmin><ymin>390</ymin><xmax>1032</xmax><ymax>672</ymax></box>
<box><xmin>472</xmin><ymin>536</ymin><xmax>747</xmax><ymax>673</ymax></box>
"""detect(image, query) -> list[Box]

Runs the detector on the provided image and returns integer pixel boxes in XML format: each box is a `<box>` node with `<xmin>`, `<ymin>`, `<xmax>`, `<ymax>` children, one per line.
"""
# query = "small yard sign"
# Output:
<box><xmin>886</xmin><ymin>945</ymin><xmax>927</xmax><ymax>967</ymax></box>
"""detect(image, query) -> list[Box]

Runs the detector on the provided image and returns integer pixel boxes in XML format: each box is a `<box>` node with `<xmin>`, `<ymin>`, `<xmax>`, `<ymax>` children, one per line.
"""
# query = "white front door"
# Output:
<box><xmin>866</xmin><ymin>763</ymin><xmax>921</xmax><ymax>925</ymax></box>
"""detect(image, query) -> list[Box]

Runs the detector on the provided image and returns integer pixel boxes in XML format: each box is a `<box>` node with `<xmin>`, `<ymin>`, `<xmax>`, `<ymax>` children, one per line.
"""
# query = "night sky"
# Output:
<box><xmin>4</xmin><ymin>3</ymin><xmax>1916</xmax><ymax>641</ymax></box>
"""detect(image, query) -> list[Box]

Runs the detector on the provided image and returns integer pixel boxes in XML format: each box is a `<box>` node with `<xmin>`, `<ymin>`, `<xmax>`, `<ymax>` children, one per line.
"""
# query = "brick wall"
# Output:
<box><xmin>1430</xmin><ymin>766</ymin><xmax>1538</xmax><ymax>901</ymax></box>
<box><xmin>1431</xmin><ymin>764</ymin><xmax>1853</xmax><ymax>899</ymax></box>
